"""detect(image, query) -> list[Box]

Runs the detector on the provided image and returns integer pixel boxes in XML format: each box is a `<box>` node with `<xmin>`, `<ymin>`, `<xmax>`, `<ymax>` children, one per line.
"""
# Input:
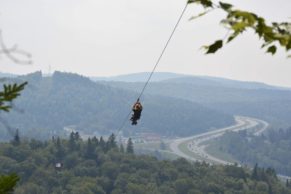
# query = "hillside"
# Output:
<box><xmin>1</xmin><ymin>137</ymin><xmax>290</xmax><ymax>194</ymax></box>
<box><xmin>90</xmin><ymin>72</ymin><xmax>185</xmax><ymax>82</ymax></box>
<box><xmin>0</xmin><ymin>72</ymin><xmax>234</xmax><ymax>140</ymax></box>
<box><xmin>104</xmin><ymin>74</ymin><xmax>291</xmax><ymax>128</ymax></box>
<box><xmin>93</xmin><ymin>72</ymin><xmax>289</xmax><ymax>90</ymax></box>
<box><xmin>209</xmin><ymin>127</ymin><xmax>291</xmax><ymax>176</ymax></box>
<box><xmin>0</xmin><ymin>72</ymin><xmax>17</xmax><ymax>78</ymax></box>
<box><xmin>163</xmin><ymin>76</ymin><xmax>288</xmax><ymax>90</ymax></box>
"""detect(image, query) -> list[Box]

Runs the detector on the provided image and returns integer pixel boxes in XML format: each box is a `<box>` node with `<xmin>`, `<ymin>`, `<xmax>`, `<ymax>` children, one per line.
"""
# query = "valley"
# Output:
<box><xmin>168</xmin><ymin>116</ymin><xmax>268</xmax><ymax>164</ymax></box>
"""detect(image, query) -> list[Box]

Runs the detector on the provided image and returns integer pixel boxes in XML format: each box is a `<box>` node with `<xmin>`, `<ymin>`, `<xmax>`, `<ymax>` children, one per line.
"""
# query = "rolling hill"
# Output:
<box><xmin>103</xmin><ymin>73</ymin><xmax>291</xmax><ymax>128</ymax></box>
<box><xmin>0</xmin><ymin>71</ymin><xmax>234</xmax><ymax>140</ymax></box>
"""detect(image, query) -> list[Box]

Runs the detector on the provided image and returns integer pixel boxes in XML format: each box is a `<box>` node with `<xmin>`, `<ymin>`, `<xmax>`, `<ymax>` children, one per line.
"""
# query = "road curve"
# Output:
<box><xmin>169</xmin><ymin>116</ymin><xmax>268</xmax><ymax>165</ymax></box>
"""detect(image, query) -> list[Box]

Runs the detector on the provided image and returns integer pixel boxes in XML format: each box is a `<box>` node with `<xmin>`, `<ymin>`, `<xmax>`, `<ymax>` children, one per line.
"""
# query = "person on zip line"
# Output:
<box><xmin>130</xmin><ymin>99</ymin><xmax>143</xmax><ymax>125</ymax></box>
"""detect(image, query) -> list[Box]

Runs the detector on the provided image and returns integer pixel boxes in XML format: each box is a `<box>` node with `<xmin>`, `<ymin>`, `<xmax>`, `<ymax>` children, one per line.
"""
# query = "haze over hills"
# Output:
<box><xmin>93</xmin><ymin>72</ymin><xmax>290</xmax><ymax>90</ymax></box>
<box><xmin>2</xmin><ymin>71</ymin><xmax>289</xmax><ymax>90</ymax></box>
<box><xmin>163</xmin><ymin>76</ymin><xmax>289</xmax><ymax>90</ymax></box>
<box><xmin>102</xmin><ymin>72</ymin><xmax>291</xmax><ymax>128</ymax></box>
<box><xmin>0</xmin><ymin>71</ymin><xmax>234</xmax><ymax>140</ymax></box>
<box><xmin>1</xmin><ymin>71</ymin><xmax>291</xmax><ymax>193</ymax></box>
<box><xmin>90</xmin><ymin>72</ymin><xmax>185</xmax><ymax>82</ymax></box>
<box><xmin>2</xmin><ymin>71</ymin><xmax>291</xmax><ymax>141</ymax></box>
<box><xmin>0</xmin><ymin>72</ymin><xmax>17</xmax><ymax>78</ymax></box>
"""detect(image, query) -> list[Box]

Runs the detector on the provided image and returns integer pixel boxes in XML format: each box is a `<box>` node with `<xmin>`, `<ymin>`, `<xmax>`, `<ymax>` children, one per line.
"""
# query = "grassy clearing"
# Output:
<box><xmin>206</xmin><ymin>140</ymin><xmax>238</xmax><ymax>163</ymax></box>
<box><xmin>178</xmin><ymin>139</ymin><xmax>235</xmax><ymax>165</ymax></box>
<box><xmin>178</xmin><ymin>140</ymin><xmax>205</xmax><ymax>161</ymax></box>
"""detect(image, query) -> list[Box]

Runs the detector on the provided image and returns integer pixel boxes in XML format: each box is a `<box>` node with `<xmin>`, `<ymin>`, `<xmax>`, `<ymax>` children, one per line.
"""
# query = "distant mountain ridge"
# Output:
<box><xmin>163</xmin><ymin>76</ymin><xmax>286</xmax><ymax>90</ymax></box>
<box><xmin>0</xmin><ymin>71</ymin><xmax>234</xmax><ymax>140</ymax></box>
<box><xmin>2</xmin><ymin>71</ymin><xmax>289</xmax><ymax>90</ymax></box>
<box><xmin>90</xmin><ymin>72</ymin><xmax>185</xmax><ymax>82</ymax></box>
<box><xmin>103</xmin><ymin>73</ymin><xmax>291</xmax><ymax>128</ymax></box>
<box><xmin>91</xmin><ymin>72</ymin><xmax>290</xmax><ymax>90</ymax></box>
<box><xmin>0</xmin><ymin>72</ymin><xmax>17</xmax><ymax>78</ymax></box>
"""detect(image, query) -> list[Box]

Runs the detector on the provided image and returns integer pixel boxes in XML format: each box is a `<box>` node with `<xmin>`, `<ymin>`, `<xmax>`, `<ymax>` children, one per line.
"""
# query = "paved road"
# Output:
<box><xmin>169</xmin><ymin>116</ymin><xmax>268</xmax><ymax>165</ymax></box>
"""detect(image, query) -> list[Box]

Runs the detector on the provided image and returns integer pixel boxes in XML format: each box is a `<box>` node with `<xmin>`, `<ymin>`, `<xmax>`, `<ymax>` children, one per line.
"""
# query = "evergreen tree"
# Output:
<box><xmin>92</xmin><ymin>136</ymin><xmax>99</xmax><ymax>147</ymax></box>
<box><xmin>12</xmin><ymin>129</ymin><xmax>20</xmax><ymax>146</ymax></box>
<box><xmin>126</xmin><ymin>138</ymin><xmax>134</xmax><ymax>154</ymax></box>
<box><xmin>266</xmin><ymin>167</ymin><xmax>277</xmax><ymax>178</ymax></box>
<box><xmin>69</xmin><ymin>132</ymin><xmax>76</xmax><ymax>151</ymax></box>
<box><xmin>75</xmin><ymin>132</ymin><xmax>80</xmax><ymax>141</ymax></box>
<box><xmin>68</xmin><ymin>132</ymin><xmax>81</xmax><ymax>151</ymax></box>
<box><xmin>56</xmin><ymin>137</ymin><xmax>65</xmax><ymax>159</ymax></box>
<box><xmin>252</xmin><ymin>163</ymin><xmax>259</xmax><ymax>180</ymax></box>
<box><xmin>120</xmin><ymin>144</ymin><xmax>125</xmax><ymax>153</ymax></box>
<box><xmin>99</xmin><ymin>136</ymin><xmax>105</xmax><ymax>151</ymax></box>
<box><xmin>85</xmin><ymin>138</ymin><xmax>95</xmax><ymax>159</ymax></box>
<box><xmin>106</xmin><ymin>133</ymin><xmax>117</xmax><ymax>151</ymax></box>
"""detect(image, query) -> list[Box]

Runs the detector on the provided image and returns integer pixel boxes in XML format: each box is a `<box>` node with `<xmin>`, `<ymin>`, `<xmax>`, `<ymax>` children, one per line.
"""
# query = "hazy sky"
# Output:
<box><xmin>0</xmin><ymin>0</ymin><xmax>290</xmax><ymax>86</ymax></box>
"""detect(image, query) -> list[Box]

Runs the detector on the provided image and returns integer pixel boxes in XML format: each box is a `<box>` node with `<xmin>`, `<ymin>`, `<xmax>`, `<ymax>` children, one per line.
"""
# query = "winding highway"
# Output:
<box><xmin>169</xmin><ymin>116</ymin><xmax>269</xmax><ymax>165</ymax></box>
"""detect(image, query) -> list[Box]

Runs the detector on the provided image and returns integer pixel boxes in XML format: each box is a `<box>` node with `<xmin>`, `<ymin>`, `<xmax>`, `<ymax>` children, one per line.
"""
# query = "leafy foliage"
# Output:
<box><xmin>0</xmin><ymin>137</ymin><xmax>290</xmax><ymax>194</ymax></box>
<box><xmin>0</xmin><ymin>82</ymin><xmax>27</xmax><ymax>192</ymax></box>
<box><xmin>0</xmin><ymin>78</ymin><xmax>26</xmax><ymax>193</ymax></box>
<box><xmin>188</xmin><ymin>0</ymin><xmax>213</xmax><ymax>8</ymax></box>
<box><xmin>188</xmin><ymin>0</ymin><xmax>291</xmax><ymax>55</ymax></box>
<box><xmin>0</xmin><ymin>82</ymin><xmax>27</xmax><ymax>112</ymax></box>
<box><xmin>0</xmin><ymin>173</ymin><xmax>19</xmax><ymax>194</ymax></box>
<box><xmin>205</xmin><ymin>40</ymin><xmax>223</xmax><ymax>54</ymax></box>
<box><xmin>267</xmin><ymin>45</ymin><xmax>277</xmax><ymax>55</ymax></box>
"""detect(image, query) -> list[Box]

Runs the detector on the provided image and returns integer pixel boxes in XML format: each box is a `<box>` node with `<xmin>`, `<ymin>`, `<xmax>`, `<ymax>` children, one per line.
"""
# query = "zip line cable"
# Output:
<box><xmin>116</xmin><ymin>2</ymin><xmax>189</xmax><ymax>134</ymax></box>
<box><xmin>137</xmin><ymin>2</ymin><xmax>189</xmax><ymax>100</ymax></box>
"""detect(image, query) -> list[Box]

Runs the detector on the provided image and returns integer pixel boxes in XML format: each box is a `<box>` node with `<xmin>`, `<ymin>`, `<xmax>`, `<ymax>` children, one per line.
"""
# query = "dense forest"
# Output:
<box><xmin>1</xmin><ymin>133</ymin><xmax>290</xmax><ymax>194</ymax></box>
<box><xmin>209</xmin><ymin>127</ymin><xmax>291</xmax><ymax>176</ymax></box>
<box><xmin>0</xmin><ymin>71</ymin><xmax>234</xmax><ymax>140</ymax></box>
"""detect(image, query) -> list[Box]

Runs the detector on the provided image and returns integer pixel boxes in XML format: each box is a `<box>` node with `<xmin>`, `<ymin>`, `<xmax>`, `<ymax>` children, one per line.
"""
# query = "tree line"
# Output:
<box><xmin>209</xmin><ymin>127</ymin><xmax>291</xmax><ymax>176</ymax></box>
<box><xmin>1</xmin><ymin>132</ymin><xmax>291</xmax><ymax>194</ymax></box>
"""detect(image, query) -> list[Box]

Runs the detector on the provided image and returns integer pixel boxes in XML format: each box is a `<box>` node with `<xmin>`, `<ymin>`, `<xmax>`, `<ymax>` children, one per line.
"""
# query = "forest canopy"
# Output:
<box><xmin>0</xmin><ymin>134</ymin><xmax>290</xmax><ymax>194</ymax></box>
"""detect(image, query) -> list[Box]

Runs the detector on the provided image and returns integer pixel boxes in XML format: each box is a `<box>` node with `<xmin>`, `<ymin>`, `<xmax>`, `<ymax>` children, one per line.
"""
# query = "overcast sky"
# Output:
<box><xmin>0</xmin><ymin>0</ymin><xmax>290</xmax><ymax>86</ymax></box>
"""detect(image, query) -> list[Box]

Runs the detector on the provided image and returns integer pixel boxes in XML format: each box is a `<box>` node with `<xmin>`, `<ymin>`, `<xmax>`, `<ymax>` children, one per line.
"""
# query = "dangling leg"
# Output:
<box><xmin>136</xmin><ymin>112</ymin><xmax>141</xmax><ymax>121</ymax></box>
<box><xmin>131</xmin><ymin>113</ymin><xmax>138</xmax><ymax>125</ymax></box>
<box><xmin>130</xmin><ymin>114</ymin><xmax>134</xmax><ymax>121</ymax></box>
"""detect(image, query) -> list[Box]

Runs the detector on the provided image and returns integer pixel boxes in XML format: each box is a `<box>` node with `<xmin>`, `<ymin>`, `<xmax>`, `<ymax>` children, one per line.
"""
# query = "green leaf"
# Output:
<box><xmin>261</xmin><ymin>41</ymin><xmax>272</xmax><ymax>48</ymax></box>
<box><xmin>266</xmin><ymin>45</ymin><xmax>277</xmax><ymax>55</ymax></box>
<box><xmin>287</xmin><ymin>39</ymin><xmax>291</xmax><ymax>50</ymax></box>
<box><xmin>227</xmin><ymin>31</ymin><xmax>239</xmax><ymax>43</ymax></box>
<box><xmin>0</xmin><ymin>173</ymin><xmax>20</xmax><ymax>193</ymax></box>
<box><xmin>189</xmin><ymin>11</ymin><xmax>209</xmax><ymax>20</ymax></box>
<box><xmin>219</xmin><ymin>2</ymin><xmax>233</xmax><ymax>11</ymax></box>
<box><xmin>231</xmin><ymin>22</ymin><xmax>248</xmax><ymax>32</ymax></box>
<box><xmin>0</xmin><ymin>82</ymin><xmax>28</xmax><ymax>112</ymax></box>
<box><xmin>188</xmin><ymin>0</ymin><xmax>213</xmax><ymax>8</ymax></box>
<box><xmin>205</xmin><ymin>40</ymin><xmax>223</xmax><ymax>54</ymax></box>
